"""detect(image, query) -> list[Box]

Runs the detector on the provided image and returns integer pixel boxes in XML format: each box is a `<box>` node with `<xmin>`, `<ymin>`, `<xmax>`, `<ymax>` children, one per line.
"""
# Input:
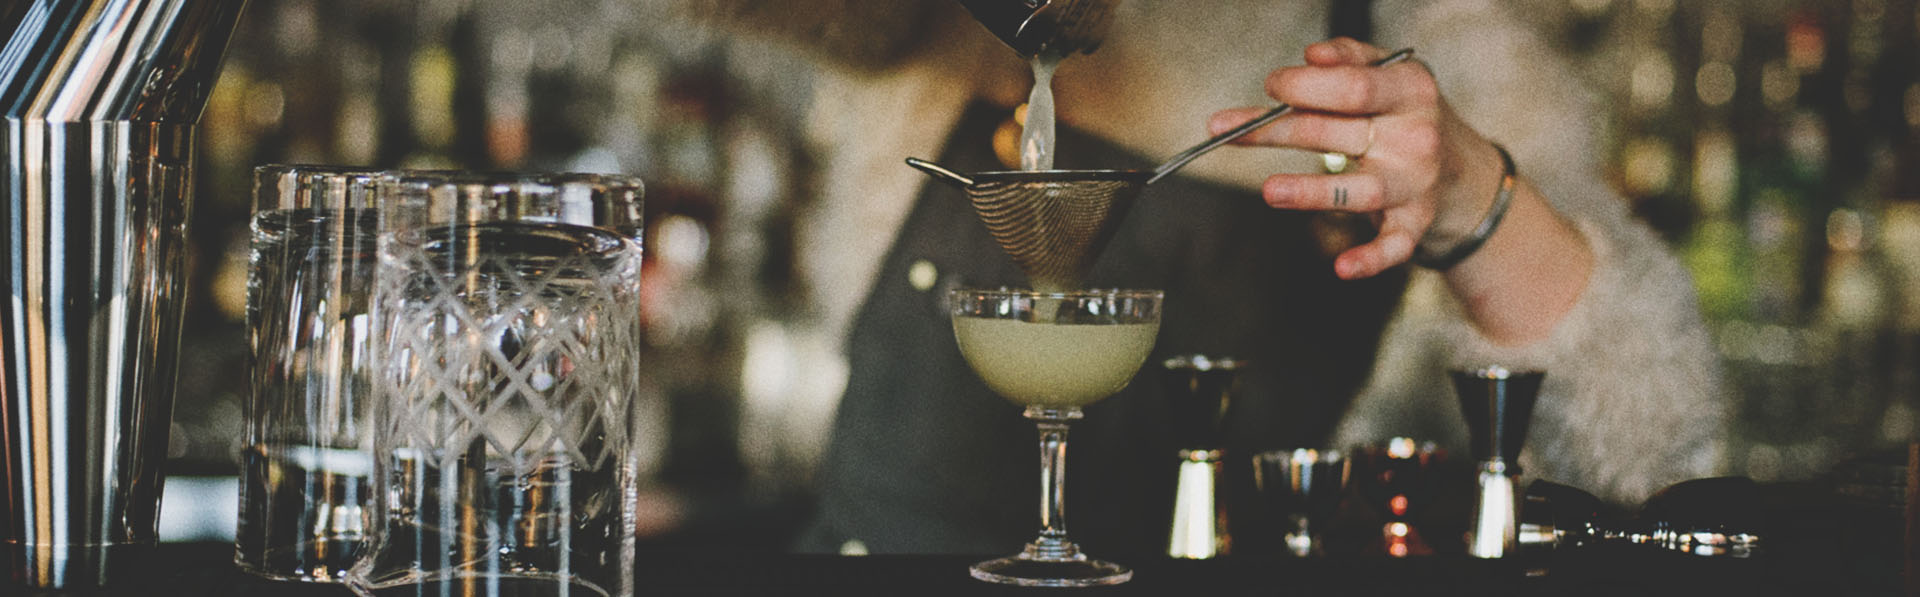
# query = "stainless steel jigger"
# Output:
<box><xmin>1451</xmin><ymin>366</ymin><xmax>1545</xmax><ymax>559</ymax></box>
<box><xmin>1162</xmin><ymin>355</ymin><xmax>1242</xmax><ymax>559</ymax></box>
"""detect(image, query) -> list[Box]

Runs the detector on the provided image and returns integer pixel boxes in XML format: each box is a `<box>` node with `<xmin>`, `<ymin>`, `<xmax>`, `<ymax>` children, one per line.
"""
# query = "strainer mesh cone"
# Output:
<box><xmin>966</xmin><ymin>176</ymin><xmax>1144</xmax><ymax>291</ymax></box>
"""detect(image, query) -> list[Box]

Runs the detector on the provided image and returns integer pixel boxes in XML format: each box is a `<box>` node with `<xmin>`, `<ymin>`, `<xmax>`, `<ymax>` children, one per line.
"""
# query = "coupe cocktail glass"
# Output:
<box><xmin>950</xmin><ymin>288</ymin><xmax>1162</xmax><ymax>587</ymax></box>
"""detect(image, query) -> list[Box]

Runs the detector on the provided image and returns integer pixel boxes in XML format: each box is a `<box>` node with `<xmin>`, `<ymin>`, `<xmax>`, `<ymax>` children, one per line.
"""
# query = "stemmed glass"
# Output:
<box><xmin>950</xmin><ymin>287</ymin><xmax>1163</xmax><ymax>587</ymax></box>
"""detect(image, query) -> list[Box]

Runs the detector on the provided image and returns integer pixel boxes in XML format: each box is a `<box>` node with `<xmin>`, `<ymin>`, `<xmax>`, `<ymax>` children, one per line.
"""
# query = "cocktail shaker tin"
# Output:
<box><xmin>0</xmin><ymin>0</ymin><xmax>247</xmax><ymax>588</ymax></box>
<box><xmin>955</xmin><ymin>0</ymin><xmax>1118</xmax><ymax>57</ymax></box>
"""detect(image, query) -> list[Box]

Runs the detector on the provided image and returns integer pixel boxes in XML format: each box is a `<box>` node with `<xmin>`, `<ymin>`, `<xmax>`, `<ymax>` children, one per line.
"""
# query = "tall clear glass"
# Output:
<box><xmin>949</xmin><ymin>288</ymin><xmax>1162</xmax><ymax>587</ymax></box>
<box><xmin>349</xmin><ymin>172</ymin><xmax>645</xmax><ymax>597</ymax></box>
<box><xmin>238</xmin><ymin>165</ymin><xmax>383</xmax><ymax>582</ymax></box>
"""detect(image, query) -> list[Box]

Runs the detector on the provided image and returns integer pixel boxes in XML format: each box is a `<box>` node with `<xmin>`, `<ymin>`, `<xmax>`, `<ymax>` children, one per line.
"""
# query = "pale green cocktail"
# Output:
<box><xmin>949</xmin><ymin>288</ymin><xmax>1162</xmax><ymax>588</ymax></box>
<box><xmin>953</xmin><ymin>318</ymin><xmax>1158</xmax><ymax>408</ymax></box>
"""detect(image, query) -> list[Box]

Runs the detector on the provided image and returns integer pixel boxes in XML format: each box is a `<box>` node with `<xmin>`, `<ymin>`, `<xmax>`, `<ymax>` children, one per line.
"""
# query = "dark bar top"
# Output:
<box><xmin>8</xmin><ymin>472</ymin><xmax>1910</xmax><ymax>595</ymax></box>
<box><xmin>6</xmin><ymin>538</ymin><xmax>1897</xmax><ymax>596</ymax></box>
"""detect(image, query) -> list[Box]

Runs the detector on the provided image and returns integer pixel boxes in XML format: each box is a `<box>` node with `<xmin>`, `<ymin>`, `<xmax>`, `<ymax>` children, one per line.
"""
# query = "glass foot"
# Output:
<box><xmin>969</xmin><ymin>550</ymin><xmax>1132</xmax><ymax>587</ymax></box>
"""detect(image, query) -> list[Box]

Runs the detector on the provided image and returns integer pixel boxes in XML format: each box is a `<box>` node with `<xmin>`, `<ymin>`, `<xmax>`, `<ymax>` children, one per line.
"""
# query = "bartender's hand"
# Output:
<box><xmin>1211</xmin><ymin>38</ymin><xmax>1593</xmax><ymax>346</ymax></box>
<box><xmin>1208</xmin><ymin>38</ymin><xmax>1506</xmax><ymax>281</ymax></box>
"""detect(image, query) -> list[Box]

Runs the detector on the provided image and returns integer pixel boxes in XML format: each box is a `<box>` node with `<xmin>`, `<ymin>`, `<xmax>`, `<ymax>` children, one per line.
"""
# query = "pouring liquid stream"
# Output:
<box><xmin>1022</xmin><ymin>51</ymin><xmax>1069</xmax><ymax>299</ymax></box>
<box><xmin>1020</xmin><ymin>52</ymin><xmax>1063</xmax><ymax>171</ymax></box>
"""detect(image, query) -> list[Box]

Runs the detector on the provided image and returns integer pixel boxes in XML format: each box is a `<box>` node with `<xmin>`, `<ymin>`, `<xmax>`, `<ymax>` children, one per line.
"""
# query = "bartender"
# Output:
<box><xmin>675</xmin><ymin>0</ymin><xmax>1731</xmax><ymax>555</ymax></box>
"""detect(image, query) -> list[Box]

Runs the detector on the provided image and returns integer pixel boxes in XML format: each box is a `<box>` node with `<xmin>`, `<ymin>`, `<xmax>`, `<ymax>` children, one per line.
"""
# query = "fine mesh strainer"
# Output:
<box><xmin>907</xmin><ymin>158</ymin><xmax>1150</xmax><ymax>292</ymax></box>
<box><xmin>903</xmin><ymin>97</ymin><xmax>1285</xmax><ymax>292</ymax></box>
<box><xmin>909</xmin><ymin>49</ymin><xmax>1415</xmax><ymax>291</ymax></box>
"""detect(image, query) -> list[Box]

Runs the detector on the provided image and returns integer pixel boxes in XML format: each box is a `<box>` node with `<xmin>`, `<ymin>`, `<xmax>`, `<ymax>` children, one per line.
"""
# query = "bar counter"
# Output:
<box><xmin>12</xmin><ymin>539</ymin><xmax>1899</xmax><ymax>595</ymax></box>
<box><xmin>9</xmin><ymin>476</ymin><xmax>1907</xmax><ymax>595</ymax></box>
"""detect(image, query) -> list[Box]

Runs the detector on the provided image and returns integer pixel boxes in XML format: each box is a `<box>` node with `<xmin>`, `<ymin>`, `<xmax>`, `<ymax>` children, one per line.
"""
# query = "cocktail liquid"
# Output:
<box><xmin>1020</xmin><ymin>52</ymin><xmax>1064</xmax><ymax>171</ymax></box>
<box><xmin>954</xmin><ymin>318</ymin><xmax>1158</xmax><ymax>407</ymax></box>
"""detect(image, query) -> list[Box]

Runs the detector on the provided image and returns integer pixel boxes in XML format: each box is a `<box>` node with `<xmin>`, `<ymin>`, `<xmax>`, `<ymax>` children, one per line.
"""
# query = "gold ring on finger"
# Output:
<box><xmin>1320</xmin><ymin>118</ymin><xmax>1374</xmax><ymax>174</ymax></box>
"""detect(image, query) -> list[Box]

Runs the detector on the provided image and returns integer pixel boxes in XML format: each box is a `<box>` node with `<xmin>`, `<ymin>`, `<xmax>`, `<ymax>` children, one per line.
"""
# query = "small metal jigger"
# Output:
<box><xmin>1518</xmin><ymin>478</ymin><xmax>1762</xmax><ymax>558</ymax></box>
<box><xmin>1163</xmin><ymin>355</ymin><xmax>1242</xmax><ymax>559</ymax></box>
<box><xmin>1452</xmin><ymin>366</ymin><xmax>1546</xmax><ymax>559</ymax></box>
<box><xmin>1254</xmin><ymin>449</ymin><xmax>1350</xmax><ymax>557</ymax></box>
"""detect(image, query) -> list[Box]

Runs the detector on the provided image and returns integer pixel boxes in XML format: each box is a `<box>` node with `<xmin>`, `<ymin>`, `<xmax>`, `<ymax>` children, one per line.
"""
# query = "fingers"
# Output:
<box><xmin>1335</xmin><ymin>209</ymin><xmax>1425</xmax><ymax>279</ymax></box>
<box><xmin>1266</xmin><ymin>46</ymin><xmax>1436</xmax><ymax>115</ymax></box>
<box><xmin>1208</xmin><ymin>108</ymin><xmax>1372</xmax><ymax>155</ymax></box>
<box><xmin>1304</xmin><ymin>37</ymin><xmax>1387</xmax><ymax>67</ymax></box>
<box><xmin>1229</xmin><ymin>38</ymin><xmax>1445</xmax><ymax>280</ymax></box>
<box><xmin>1264</xmin><ymin>168</ymin><xmax>1427</xmax><ymax>279</ymax></box>
<box><xmin>1262</xmin><ymin>173</ymin><xmax>1387</xmax><ymax>212</ymax></box>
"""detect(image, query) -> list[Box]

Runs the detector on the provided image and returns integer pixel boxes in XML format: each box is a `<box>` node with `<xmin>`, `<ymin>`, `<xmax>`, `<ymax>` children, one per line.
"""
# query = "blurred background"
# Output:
<box><xmin>159</xmin><ymin>0</ymin><xmax>1920</xmax><ymax>551</ymax></box>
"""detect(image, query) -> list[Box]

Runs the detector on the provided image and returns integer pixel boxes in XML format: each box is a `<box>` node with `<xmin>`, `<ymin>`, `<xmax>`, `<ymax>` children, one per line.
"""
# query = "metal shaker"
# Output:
<box><xmin>954</xmin><ymin>0</ymin><xmax>1119</xmax><ymax>57</ymax></box>
<box><xmin>0</xmin><ymin>0</ymin><xmax>247</xmax><ymax>588</ymax></box>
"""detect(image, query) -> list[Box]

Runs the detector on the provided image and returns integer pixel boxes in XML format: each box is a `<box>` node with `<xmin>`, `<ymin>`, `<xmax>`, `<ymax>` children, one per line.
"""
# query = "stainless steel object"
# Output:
<box><xmin>1515</xmin><ymin>479</ymin><xmax>1608</xmax><ymax>553</ymax></box>
<box><xmin>1168</xmin><ymin>449</ymin><xmax>1227</xmax><ymax>559</ymax></box>
<box><xmin>1161</xmin><ymin>355</ymin><xmax>1240</xmax><ymax>559</ymax></box>
<box><xmin>907</xmin><ymin>159</ymin><xmax>1144</xmax><ymax>291</ymax></box>
<box><xmin>1452</xmin><ymin>366</ymin><xmax>1545</xmax><ymax>559</ymax></box>
<box><xmin>1152</xmin><ymin>49</ymin><xmax>1414</xmax><ymax>186</ymax></box>
<box><xmin>0</xmin><ymin>0</ymin><xmax>247</xmax><ymax>588</ymax></box>
<box><xmin>904</xmin><ymin>50</ymin><xmax>1414</xmax><ymax>291</ymax></box>
<box><xmin>1253</xmin><ymin>449</ymin><xmax>1350</xmax><ymax>557</ymax></box>
<box><xmin>1518</xmin><ymin>478</ymin><xmax>1762</xmax><ymax>559</ymax></box>
<box><xmin>955</xmin><ymin>0</ymin><xmax>1119</xmax><ymax>58</ymax></box>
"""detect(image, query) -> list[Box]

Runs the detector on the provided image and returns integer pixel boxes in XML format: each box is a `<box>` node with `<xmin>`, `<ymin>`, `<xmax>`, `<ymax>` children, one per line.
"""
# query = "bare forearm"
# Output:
<box><xmin>1439</xmin><ymin>167</ymin><xmax>1594</xmax><ymax>346</ymax></box>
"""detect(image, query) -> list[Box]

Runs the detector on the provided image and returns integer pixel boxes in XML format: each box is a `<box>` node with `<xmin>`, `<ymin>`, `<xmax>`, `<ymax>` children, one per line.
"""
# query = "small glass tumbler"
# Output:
<box><xmin>238</xmin><ymin>165</ymin><xmax>384</xmax><ymax>582</ymax></box>
<box><xmin>349</xmin><ymin>172</ymin><xmax>645</xmax><ymax>597</ymax></box>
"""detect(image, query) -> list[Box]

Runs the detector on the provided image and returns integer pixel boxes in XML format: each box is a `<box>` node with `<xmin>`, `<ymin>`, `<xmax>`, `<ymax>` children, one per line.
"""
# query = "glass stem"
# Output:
<box><xmin>1039</xmin><ymin>420</ymin><xmax>1069</xmax><ymax>540</ymax></box>
<box><xmin>1026</xmin><ymin>406</ymin><xmax>1082</xmax><ymax>560</ymax></box>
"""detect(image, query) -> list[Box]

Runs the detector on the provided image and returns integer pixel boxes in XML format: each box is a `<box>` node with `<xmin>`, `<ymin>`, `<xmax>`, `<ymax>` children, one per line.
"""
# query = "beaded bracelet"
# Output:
<box><xmin>1412</xmin><ymin>143</ymin><xmax>1516</xmax><ymax>270</ymax></box>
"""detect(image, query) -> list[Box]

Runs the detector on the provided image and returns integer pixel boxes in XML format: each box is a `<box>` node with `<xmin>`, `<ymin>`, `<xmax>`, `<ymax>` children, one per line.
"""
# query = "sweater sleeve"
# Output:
<box><xmin>1334</xmin><ymin>0</ymin><xmax>1732</xmax><ymax>506</ymax></box>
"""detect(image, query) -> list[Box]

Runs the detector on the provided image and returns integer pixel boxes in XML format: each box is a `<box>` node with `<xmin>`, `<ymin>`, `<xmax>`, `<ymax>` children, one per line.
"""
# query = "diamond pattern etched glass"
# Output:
<box><xmin>350</xmin><ymin>172</ymin><xmax>644</xmax><ymax>597</ymax></box>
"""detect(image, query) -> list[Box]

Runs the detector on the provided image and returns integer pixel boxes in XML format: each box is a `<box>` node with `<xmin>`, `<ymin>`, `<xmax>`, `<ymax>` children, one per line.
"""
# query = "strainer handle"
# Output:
<box><xmin>906</xmin><ymin>157</ymin><xmax>977</xmax><ymax>188</ymax></box>
<box><xmin>1147</xmin><ymin>48</ymin><xmax>1416</xmax><ymax>186</ymax></box>
<box><xmin>1148</xmin><ymin>104</ymin><xmax>1294</xmax><ymax>185</ymax></box>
